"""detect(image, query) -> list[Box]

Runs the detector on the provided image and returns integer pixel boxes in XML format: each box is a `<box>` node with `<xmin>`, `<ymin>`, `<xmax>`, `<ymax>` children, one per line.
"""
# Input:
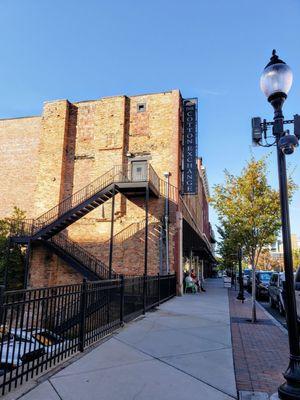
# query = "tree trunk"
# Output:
<box><xmin>251</xmin><ymin>259</ymin><xmax>257</xmax><ymax>323</ymax></box>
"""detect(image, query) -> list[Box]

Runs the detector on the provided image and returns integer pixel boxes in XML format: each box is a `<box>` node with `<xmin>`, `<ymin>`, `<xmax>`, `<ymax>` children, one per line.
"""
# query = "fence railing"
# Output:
<box><xmin>0</xmin><ymin>274</ymin><xmax>176</xmax><ymax>395</ymax></box>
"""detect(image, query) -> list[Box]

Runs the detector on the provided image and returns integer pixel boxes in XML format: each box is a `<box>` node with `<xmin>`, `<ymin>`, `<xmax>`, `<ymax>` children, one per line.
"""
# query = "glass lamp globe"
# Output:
<box><xmin>260</xmin><ymin>50</ymin><xmax>293</xmax><ymax>100</ymax></box>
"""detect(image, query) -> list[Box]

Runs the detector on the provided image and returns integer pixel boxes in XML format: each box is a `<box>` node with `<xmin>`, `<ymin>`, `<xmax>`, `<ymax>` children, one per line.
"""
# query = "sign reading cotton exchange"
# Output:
<box><xmin>182</xmin><ymin>98</ymin><xmax>198</xmax><ymax>194</ymax></box>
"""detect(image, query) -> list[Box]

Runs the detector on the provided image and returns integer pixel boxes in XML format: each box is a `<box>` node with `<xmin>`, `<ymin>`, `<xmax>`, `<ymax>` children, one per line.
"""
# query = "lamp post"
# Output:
<box><xmin>258</xmin><ymin>50</ymin><xmax>300</xmax><ymax>400</ymax></box>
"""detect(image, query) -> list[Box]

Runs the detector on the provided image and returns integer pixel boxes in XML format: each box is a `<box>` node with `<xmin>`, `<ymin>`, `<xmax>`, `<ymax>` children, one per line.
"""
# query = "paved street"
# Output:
<box><xmin>17</xmin><ymin>279</ymin><xmax>237</xmax><ymax>400</ymax></box>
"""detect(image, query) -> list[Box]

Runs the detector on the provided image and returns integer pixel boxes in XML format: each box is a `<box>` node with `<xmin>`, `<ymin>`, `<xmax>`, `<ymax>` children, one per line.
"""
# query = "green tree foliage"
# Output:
<box><xmin>294</xmin><ymin>249</ymin><xmax>300</xmax><ymax>269</ymax></box>
<box><xmin>216</xmin><ymin>224</ymin><xmax>238</xmax><ymax>273</ymax></box>
<box><xmin>211</xmin><ymin>157</ymin><xmax>296</xmax><ymax>322</ymax></box>
<box><xmin>0</xmin><ymin>207</ymin><xmax>26</xmax><ymax>289</ymax></box>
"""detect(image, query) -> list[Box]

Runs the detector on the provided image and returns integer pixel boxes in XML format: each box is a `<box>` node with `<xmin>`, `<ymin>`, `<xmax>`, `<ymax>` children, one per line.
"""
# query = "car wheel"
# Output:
<box><xmin>278</xmin><ymin>299</ymin><xmax>285</xmax><ymax>316</ymax></box>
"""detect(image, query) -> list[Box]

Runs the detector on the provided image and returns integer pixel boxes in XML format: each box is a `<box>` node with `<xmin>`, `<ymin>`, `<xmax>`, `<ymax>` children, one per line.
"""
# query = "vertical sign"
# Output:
<box><xmin>182</xmin><ymin>98</ymin><xmax>198</xmax><ymax>194</ymax></box>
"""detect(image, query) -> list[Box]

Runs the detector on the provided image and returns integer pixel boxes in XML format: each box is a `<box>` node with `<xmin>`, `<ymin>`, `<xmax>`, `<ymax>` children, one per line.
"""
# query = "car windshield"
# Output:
<box><xmin>259</xmin><ymin>273</ymin><xmax>271</xmax><ymax>281</ymax></box>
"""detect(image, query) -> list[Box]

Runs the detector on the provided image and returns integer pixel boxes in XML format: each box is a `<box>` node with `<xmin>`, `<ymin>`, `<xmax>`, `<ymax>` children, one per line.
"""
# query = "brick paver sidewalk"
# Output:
<box><xmin>229</xmin><ymin>289</ymin><xmax>289</xmax><ymax>396</ymax></box>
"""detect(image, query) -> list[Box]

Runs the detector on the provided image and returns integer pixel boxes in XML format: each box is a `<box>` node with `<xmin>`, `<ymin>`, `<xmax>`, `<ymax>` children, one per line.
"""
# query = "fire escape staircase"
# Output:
<box><xmin>43</xmin><ymin>232</ymin><xmax>115</xmax><ymax>280</ymax></box>
<box><xmin>9</xmin><ymin>164</ymin><xmax>160</xmax><ymax>281</ymax></box>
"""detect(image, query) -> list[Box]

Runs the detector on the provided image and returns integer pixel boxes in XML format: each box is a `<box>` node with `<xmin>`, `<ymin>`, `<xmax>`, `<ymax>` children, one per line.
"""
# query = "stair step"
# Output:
<box><xmin>95</xmin><ymin>199</ymin><xmax>105</xmax><ymax>205</ymax></box>
<box><xmin>58</xmin><ymin>222</ymin><xmax>68</xmax><ymax>227</ymax></box>
<box><xmin>84</xmin><ymin>205</ymin><xmax>95</xmax><ymax>211</ymax></box>
<box><xmin>101</xmin><ymin>194</ymin><xmax>112</xmax><ymax>200</ymax></box>
<box><xmin>74</xmin><ymin>211</ymin><xmax>86</xmax><ymax>216</ymax></box>
<box><xmin>66</xmin><ymin>216</ymin><xmax>78</xmax><ymax>222</ymax></box>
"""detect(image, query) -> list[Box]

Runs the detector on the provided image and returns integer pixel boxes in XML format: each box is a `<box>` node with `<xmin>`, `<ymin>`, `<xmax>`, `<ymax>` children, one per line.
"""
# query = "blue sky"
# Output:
<box><xmin>0</xmin><ymin>0</ymin><xmax>299</xmax><ymax>237</ymax></box>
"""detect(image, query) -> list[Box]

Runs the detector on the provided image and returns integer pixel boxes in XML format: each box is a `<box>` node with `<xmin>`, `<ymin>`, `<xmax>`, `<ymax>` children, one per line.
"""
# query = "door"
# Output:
<box><xmin>131</xmin><ymin>161</ymin><xmax>147</xmax><ymax>181</ymax></box>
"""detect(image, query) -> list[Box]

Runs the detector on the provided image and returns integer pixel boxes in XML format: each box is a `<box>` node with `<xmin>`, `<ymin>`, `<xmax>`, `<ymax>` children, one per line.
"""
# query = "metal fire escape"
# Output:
<box><xmin>9</xmin><ymin>163</ymin><xmax>160</xmax><ymax>285</ymax></box>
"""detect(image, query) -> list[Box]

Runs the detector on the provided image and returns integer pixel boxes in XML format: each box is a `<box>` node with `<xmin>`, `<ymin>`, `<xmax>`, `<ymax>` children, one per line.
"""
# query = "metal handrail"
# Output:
<box><xmin>51</xmin><ymin>232</ymin><xmax>117</xmax><ymax>279</ymax></box>
<box><xmin>9</xmin><ymin>218</ymin><xmax>35</xmax><ymax>237</ymax></box>
<box><xmin>32</xmin><ymin>166</ymin><xmax>116</xmax><ymax>233</ymax></box>
<box><xmin>10</xmin><ymin>163</ymin><xmax>160</xmax><ymax>238</ymax></box>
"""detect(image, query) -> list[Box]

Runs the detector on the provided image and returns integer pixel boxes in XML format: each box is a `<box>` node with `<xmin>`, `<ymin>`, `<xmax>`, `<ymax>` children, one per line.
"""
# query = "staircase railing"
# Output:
<box><xmin>32</xmin><ymin>166</ymin><xmax>117</xmax><ymax>234</ymax></box>
<box><xmin>10</xmin><ymin>163</ymin><xmax>160</xmax><ymax>239</ymax></box>
<box><xmin>50</xmin><ymin>232</ymin><xmax>116</xmax><ymax>279</ymax></box>
<box><xmin>9</xmin><ymin>218</ymin><xmax>35</xmax><ymax>237</ymax></box>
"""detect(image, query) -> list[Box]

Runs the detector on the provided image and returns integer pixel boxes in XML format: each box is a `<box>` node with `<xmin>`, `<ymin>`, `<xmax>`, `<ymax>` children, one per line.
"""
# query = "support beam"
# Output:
<box><xmin>108</xmin><ymin>186</ymin><xmax>116</xmax><ymax>279</ymax></box>
<box><xmin>144</xmin><ymin>185</ymin><xmax>149</xmax><ymax>276</ymax></box>
<box><xmin>24</xmin><ymin>240</ymin><xmax>31</xmax><ymax>289</ymax></box>
<box><xmin>143</xmin><ymin>184</ymin><xmax>149</xmax><ymax>314</ymax></box>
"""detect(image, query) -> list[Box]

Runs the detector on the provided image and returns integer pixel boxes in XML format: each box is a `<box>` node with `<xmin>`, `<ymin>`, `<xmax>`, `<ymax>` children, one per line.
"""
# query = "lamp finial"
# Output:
<box><xmin>265</xmin><ymin>49</ymin><xmax>285</xmax><ymax>68</ymax></box>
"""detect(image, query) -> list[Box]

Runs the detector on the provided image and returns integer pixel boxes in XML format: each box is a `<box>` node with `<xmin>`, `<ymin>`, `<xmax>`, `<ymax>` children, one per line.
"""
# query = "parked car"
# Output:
<box><xmin>294</xmin><ymin>267</ymin><xmax>300</xmax><ymax>323</ymax></box>
<box><xmin>268</xmin><ymin>272</ymin><xmax>285</xmax><ymax>315</ymax></box>
<box><xmin>0</xmin><ymin>327</ymin><xmax>45</xmax><ymax>373</ymax></box>
<box><xmin>243</xmin><ymin>269</ymin><xmax>251</xmax><ymax>288</ymax></box>
<box><xmin>255</xmin><ymin>271</ymin><xmax>273</xmax><ymax>299</ymax></box>
<box><xmin>15</xmin><ymin>329</ymin><xmax>69</xmax><ymax>355</ymax></box>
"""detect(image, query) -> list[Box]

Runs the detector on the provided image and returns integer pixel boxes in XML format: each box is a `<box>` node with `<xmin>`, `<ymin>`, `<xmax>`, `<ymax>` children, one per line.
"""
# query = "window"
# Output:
<box><xmin>259</xmin><ymin>273</ymin><xmax>272</xmax><ymax>282</ymax></box>
<box><xmin>137</xmin><ymin>103</ymin><xmax>146</xmax><ymax>112</ymax></box>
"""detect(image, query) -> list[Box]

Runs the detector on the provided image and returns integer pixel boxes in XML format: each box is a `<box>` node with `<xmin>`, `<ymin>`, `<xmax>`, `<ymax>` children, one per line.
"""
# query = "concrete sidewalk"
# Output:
<box><xmin>19</xmin><ymin>279</ymin><xmax>237</xmax><ymax>400</ymax></box>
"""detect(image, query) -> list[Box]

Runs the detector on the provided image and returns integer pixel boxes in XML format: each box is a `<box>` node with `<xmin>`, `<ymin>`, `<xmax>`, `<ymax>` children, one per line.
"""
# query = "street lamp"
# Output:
<box><xmin>255</xmin><ymin>50</ymin><xmax>300</xmax><ymax>400</ymax></box>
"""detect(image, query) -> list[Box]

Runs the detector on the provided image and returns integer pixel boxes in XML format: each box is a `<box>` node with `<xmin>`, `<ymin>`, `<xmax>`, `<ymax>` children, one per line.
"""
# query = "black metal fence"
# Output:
<box><xmin>0</xmin><ymin>273</ymin><xmax>176</xmax><ymax>395</ymax></box>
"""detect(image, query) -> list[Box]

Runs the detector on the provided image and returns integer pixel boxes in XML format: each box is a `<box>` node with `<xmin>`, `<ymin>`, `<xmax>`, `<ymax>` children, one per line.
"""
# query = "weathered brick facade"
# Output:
<box><xmin>0</xmin><ymin>90</ymin><xmax>213</xmax><ymax>288</ymax></box>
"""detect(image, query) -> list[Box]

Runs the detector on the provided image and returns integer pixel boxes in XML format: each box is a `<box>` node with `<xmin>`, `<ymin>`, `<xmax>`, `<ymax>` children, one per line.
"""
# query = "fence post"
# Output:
<box><xmin>4</xmin><ymin>239</ymin><xmax>11</xmax><ymax>290</ymax></box>
<box><xmin>79</xmin><ymin>279</ymin><xmax>87</xmax><ymax>352</ymax></box>
<box><xmin>0</xmin><ymin>285</ymin><xmax>5</xmax><ymax>325</ymax></box>
<box><xmin>157</xmin><ymin>273</ymin><xmax>160</xmax><ymax>306</ymax></box>
<box><xmin>120</xmin><ymin>275</ymin><xmax>124</xmax><ymax>326</ymax></box>
<box><xmin>143</xmin><ymin>274</ymin><xmax>147</xmax><ymax>315</ymax></box>
<box><xmin>173</xmin><ymin>273</ymin><xmax>176</xmax><ymax>297</ymax></box>
<box><xmin>168</xmin><ymin>272</ymin><xmax>171</xmax><ymax>298</ymax></box>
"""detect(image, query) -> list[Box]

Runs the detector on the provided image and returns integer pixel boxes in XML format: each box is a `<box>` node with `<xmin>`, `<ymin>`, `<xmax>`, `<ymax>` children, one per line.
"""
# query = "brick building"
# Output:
<box><xmin>0</xmin><ymin>89</ymin><xmax>215</xmax><ymax>293</ymax></box>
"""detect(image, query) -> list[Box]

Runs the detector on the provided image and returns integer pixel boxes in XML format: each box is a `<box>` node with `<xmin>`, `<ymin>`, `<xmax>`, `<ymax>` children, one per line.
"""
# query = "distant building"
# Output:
<box><xmin>268</xmin><ymin>234</ymin><xmax>299</xmax><ymax>269</ymax></box>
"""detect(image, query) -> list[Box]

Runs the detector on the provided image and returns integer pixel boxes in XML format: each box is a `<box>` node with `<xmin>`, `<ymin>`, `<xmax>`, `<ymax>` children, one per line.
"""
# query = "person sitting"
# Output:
<box><xmin>183</xmin><ymin>270</ymin><xmax>189</xmax><ymax>291</ymax></box>
<box><xmin>190</xmin><ymin>269</ymin><xmax>200</xmax><ymax>291</ymax></box>
<box><xmin>185</xmin><ymin>273</ymin><xmax>196</xmax><ymax>293</ymax></box>
<box><xmin>191</xmin><ymin>269</ymin><xmax>206</xmax><ymax>292</ymax></box>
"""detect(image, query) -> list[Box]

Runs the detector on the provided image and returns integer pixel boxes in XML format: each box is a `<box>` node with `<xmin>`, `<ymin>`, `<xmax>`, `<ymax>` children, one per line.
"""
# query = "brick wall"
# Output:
<box><xmin>0</xmin><ymin>91</ymin><xmax>183</xmax><ymax>287</ymax></box>
<box><xmin>0</xmin><ymin>116</ymin><xmax>41</xmax><ymax>218</ymax></box>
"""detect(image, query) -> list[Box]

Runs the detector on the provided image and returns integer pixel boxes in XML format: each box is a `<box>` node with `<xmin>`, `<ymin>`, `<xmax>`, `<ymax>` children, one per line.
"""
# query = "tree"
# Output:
<box><xmin>256</xmin><ymin>248</ymin><xmax>284</xmax><ymax>271</ymax></box>
<box><xmin>0</xmin><ymin>207</ymin><xmax>27</xmax><ymax>289</ymax></box>
<box><xmin>211</xmin><ymin>158</ymin><xmax>296</xmax><ymax>322</ymax></box>
<box><xmin>294</xmin><ymin>249</ymin><xmax>300</xmax><ymax>270</ymax></box>
<box><xmin>216</xmin><ymin>224</ymin><xmax>239</xmax><ymax>276</ymax></box>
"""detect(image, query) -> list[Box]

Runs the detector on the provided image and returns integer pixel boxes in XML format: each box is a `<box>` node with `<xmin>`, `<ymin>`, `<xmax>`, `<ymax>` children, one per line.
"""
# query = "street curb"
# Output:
<box><xmin>235</xmin><ymin>290</ymin><xmax>287</xmax><ymax>335</ymax></box>
<box><xmin>239</xmin><ymin>390</ymin><xmax>269</xmax><ymax>399</ymax></box>
<box><xmin>255</xmin><ymin>299</ymin><xmax>288</xmax><ymax>335</ymax></box>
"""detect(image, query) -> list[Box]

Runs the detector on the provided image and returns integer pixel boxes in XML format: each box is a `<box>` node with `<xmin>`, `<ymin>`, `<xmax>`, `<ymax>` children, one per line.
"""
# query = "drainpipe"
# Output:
<box><xmin>164</xmin><ymin>172</ymin><xmax>171</xmax><ymax>274</ymax></box>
